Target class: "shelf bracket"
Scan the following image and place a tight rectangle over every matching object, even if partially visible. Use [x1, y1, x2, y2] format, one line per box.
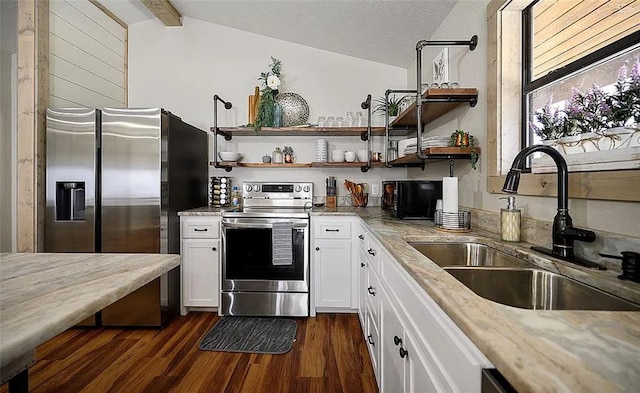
[360, 132, 368, 141]
[360, 166, 370, 173]
[449, 160, 455, 177]
[213, 94, 233, 168]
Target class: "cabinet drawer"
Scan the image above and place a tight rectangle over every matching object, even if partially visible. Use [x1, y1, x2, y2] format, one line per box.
[314, 220, 351, 239]
[366, 310, 380, 382]
[182, 219, 220, 239]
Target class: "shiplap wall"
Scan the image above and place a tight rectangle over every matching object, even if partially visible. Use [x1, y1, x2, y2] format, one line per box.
[49, 0, 126, 107]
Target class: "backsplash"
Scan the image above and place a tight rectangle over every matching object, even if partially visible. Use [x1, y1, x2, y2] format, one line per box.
[469, 208, 640, 272]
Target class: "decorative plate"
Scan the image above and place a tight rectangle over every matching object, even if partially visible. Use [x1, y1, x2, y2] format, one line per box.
[275, 92, 309, 127]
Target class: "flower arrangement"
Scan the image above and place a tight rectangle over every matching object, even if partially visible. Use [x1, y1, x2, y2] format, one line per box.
[532, 58, 640, 140]
[255, 57, 282, 131]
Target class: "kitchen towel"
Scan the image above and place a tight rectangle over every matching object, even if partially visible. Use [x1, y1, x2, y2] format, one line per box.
[442, 177, 459, 213]
[272, 221, 293, 266]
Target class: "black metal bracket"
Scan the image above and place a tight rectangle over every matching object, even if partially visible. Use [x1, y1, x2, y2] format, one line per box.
[360, 132, 368, 141]
[213, 94, 233, 169]
[360, 166, 369, 173]
[416, 35, 478, 51]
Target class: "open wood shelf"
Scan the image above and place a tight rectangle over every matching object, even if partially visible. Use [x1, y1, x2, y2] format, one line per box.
[212, 126, 386, 139]
[389, 147, 480, 166]
[210, 161, 389, 168]
[390, 88, 478, 128]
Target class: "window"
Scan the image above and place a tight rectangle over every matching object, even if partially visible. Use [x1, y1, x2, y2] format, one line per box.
[485, 0, 639, 202]
[522, 0, 640, 149]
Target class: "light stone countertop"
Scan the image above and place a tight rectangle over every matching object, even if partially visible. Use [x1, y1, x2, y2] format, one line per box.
[0, 253, 180, 372]
[182, 205, 640, 392]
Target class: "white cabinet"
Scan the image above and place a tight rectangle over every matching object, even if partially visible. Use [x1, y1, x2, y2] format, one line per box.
[180, 216, 221, 315]
[312, 218, 353, 311]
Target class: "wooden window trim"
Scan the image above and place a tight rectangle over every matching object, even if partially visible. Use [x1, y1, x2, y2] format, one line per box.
[486, 0, 640, 203]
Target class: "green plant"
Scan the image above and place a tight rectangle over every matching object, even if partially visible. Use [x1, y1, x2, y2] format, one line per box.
[283, 146, 293, 155]
[448, 129, 478, 169]
[373, 95, 407, 117]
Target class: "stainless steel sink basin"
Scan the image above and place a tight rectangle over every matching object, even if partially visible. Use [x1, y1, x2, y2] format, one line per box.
[445, 267, 640, 311]
[410, 242, 531, 268]
[409, 242, 640, 311]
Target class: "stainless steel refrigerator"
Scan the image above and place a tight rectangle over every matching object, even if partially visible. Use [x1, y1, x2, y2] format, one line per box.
[45, 107, 208, 327]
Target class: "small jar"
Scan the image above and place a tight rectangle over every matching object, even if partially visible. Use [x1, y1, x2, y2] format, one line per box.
[272, 147, 284, 164]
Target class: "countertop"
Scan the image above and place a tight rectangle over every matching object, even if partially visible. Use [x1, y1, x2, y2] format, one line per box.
[181, 205, 640, 392]
[0, 253, 181, 372]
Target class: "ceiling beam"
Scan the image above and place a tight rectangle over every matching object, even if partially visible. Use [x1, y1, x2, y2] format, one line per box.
[139, 0, 181, 26]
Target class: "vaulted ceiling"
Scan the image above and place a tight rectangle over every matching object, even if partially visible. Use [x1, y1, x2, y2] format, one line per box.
[99, 0, 459, 68]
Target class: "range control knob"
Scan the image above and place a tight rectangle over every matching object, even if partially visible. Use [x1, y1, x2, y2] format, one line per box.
[245, 184, 252, 192]
[253, 184, 260, 192]
[295, 185, 302, 192]
[303, 185, 311, 192]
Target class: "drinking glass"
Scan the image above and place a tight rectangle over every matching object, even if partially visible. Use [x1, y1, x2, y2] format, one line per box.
[355, 112, 364, 127]
[345, 112, 354, 127]
[326, 116, 336, 127]
[336, 116, 345, 127]
[317, 116, 326, 127]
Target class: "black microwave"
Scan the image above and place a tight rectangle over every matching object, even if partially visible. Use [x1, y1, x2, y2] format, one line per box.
[382, 180, 443, 219]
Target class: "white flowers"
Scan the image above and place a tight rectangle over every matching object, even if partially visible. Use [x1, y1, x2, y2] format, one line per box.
[267, 75, 281, 90]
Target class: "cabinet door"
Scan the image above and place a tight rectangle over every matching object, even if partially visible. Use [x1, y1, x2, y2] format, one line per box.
[182, 238, 219, 307]
[314, 238, 352, 308]
[358, 246, 369, 327]
[405, 328, 446, 393]
[381, 289, 406, 393]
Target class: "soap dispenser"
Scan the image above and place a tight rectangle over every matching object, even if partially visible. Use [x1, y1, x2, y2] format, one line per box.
[500, 196, 521, 242]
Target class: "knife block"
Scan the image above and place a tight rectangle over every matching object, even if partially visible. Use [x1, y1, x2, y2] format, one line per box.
[326, 196, 337, 208]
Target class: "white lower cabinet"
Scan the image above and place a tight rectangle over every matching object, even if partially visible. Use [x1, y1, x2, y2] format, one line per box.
[356, 219, 492, 393]
[180, 216, 221, 315]
[381, 289, 443, 393]
[312, 218, 354, 311]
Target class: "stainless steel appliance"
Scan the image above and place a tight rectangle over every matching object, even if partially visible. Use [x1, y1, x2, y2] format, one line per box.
[45, 108, 208, 327]
[382, 180, 443, 219]
[221, 182, 313, 316]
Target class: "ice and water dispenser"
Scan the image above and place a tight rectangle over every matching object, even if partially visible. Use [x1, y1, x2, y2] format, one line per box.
[55, 182, 86, 221]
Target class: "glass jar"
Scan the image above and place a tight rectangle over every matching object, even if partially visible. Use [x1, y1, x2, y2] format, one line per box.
[273, 102, 283, 127]
[272, 147, 284, 164]
[355, 112, 364, 127]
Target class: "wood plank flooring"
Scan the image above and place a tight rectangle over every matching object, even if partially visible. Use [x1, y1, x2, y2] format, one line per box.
[2, 313, 378, 393]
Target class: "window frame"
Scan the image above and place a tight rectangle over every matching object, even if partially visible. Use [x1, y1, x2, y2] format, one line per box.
[486, 0, 639, 203]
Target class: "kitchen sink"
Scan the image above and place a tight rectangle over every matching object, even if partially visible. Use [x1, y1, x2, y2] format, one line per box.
[409, 242, 532, 268]
[410, 242, 640, 311]
[445, 267, 640, 311]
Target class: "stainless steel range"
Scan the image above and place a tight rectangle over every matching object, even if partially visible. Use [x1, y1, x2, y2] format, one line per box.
[220, 182, 313, 316]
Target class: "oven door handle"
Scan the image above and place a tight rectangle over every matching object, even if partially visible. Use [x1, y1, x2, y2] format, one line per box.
[222, 220, 309, 229]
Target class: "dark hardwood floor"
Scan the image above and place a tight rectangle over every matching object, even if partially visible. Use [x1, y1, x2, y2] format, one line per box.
[4, 313, 378, 393]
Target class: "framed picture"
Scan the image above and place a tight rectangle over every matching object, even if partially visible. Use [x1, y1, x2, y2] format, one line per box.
[433, 48, 449, 84]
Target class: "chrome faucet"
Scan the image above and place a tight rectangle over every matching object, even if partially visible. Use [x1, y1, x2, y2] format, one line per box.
[502, 145, 605, 270]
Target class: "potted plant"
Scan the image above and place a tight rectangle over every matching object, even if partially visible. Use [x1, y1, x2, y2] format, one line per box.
[283, 146, 294, 163]
[448, 129, 478, 169]
[373, 95, 407, 118]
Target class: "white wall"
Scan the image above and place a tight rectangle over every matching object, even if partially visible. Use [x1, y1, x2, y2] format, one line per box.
[128, 17, 409, 203]
[49, 0, 126, 107]
[407, 0, 639, 238]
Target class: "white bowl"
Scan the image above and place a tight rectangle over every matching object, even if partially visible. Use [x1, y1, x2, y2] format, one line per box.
[218, 152, 241, 161]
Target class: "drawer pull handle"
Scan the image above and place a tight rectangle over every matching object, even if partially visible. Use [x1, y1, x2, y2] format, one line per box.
[316, 247, 320, 251]
[399, 347, 408, 359]
[193, 228, 208, 232]
[360, 262, 365, 267]
[368, 248, 376, 256]
[211, 247, 217, 251]
[367, 335, 375, 346]
[393, 335, 402, 346]
[367, 286, 375, 296]
[325, 228, 340, 232]
[358, 234, 364, 240]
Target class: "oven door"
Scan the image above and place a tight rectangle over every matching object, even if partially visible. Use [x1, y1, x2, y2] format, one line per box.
[221, 216, 309, 292]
